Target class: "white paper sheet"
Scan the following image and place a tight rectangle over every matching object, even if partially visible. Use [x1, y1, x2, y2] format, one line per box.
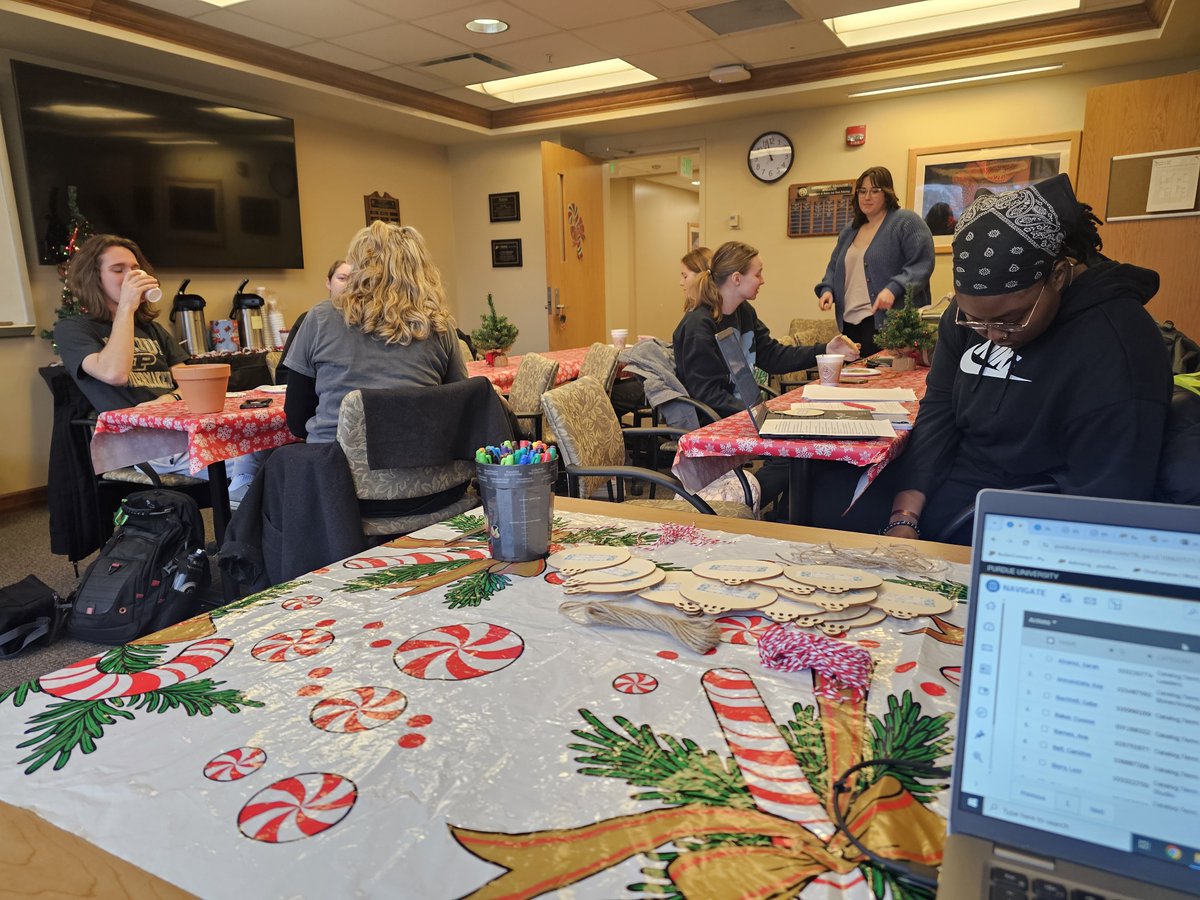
[801, 384, 918, 402]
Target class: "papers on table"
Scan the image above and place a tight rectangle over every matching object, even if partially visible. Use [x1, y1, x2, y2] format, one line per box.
[759, 415, 897, 439]
[801, 384, 918, 403]
[793, 401, 910, 422]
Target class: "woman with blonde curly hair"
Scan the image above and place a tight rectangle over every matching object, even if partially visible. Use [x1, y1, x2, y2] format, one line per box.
[283, 221, 467, 442]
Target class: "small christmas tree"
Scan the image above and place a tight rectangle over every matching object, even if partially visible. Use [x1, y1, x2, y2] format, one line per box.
[471, 293, 518, 351]
[875, 284, 936, 356]
[40, 185, 93, 340]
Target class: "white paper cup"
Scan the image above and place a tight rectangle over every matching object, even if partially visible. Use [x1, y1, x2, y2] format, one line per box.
[611, 328, 629, 349]
[816, 353, 846, 385]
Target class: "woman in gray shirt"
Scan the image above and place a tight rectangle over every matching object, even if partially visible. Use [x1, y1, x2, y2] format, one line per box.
[283, 222, 467, 442]
[815, 166, 935, 356]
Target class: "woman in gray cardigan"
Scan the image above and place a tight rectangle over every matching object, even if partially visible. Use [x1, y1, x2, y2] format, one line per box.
[815, 166, 935, 355]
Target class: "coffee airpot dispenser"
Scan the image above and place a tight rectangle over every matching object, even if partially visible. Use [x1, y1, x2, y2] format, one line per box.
[230, 279, 267, 351]
[169, 279, 209, 356]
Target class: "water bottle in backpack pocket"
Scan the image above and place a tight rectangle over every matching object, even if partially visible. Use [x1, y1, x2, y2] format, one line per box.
[67, 490, 209, 644]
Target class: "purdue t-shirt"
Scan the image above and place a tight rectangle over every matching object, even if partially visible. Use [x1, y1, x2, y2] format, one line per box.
[55, 316, 189, 412]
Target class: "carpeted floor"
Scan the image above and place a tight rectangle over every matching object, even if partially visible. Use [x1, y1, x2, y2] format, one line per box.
[0, 503, 226, 691]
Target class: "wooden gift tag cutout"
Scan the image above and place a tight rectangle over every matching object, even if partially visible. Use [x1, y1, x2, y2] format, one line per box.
[759, 576, 817, 596]
[757, 595, 826, 623]
[547, 545, 631, 576]
[639, 572, 701, 605]
[563, 569, 665, 595]
[680, 579, 776, 615]
[871, 582, 953, 619]
[783, 565, 884, 594]
[805, 588, 877, 612]
[819, 608, 887, 636]
[691, 559, 783, 586]
[792, 604, 875, 629]
[563, 557, 657, 586]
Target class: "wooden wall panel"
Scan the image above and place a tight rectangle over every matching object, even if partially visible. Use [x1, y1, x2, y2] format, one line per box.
[1076, 71, 1200, 338]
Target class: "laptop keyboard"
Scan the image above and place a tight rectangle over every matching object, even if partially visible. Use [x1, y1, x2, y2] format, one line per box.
[989, 866, 1120, 900]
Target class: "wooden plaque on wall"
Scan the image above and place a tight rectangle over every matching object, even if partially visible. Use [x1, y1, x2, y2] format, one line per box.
[364, 191, 401, 226]
[786, 181, 855, 238]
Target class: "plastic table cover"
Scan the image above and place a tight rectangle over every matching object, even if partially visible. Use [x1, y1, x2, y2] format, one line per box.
[0, 505, 968, 899]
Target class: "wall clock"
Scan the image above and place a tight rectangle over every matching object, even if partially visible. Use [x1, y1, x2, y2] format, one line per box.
[747, 131, 794, 184]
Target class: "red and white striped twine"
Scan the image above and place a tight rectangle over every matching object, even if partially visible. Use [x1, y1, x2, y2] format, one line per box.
[647, 523, 721, 550]
[757, 625, 873, 701]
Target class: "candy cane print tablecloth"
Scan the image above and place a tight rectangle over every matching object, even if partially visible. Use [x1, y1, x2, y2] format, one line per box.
[91, 389, 300, 477]
[0, 505, 969, 899]
[466, 346, 588, 391]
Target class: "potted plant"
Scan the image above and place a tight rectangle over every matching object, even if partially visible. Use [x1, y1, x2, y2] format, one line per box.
[875, 285, 937, 371]
[471, 294, 519, 366]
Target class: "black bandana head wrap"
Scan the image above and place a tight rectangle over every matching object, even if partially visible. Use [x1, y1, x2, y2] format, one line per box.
[951, 173, 1079, 296]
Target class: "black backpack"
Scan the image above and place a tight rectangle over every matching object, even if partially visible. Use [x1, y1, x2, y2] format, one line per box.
[67, 490, 210, 644]
[1160, 320, 1200, 375]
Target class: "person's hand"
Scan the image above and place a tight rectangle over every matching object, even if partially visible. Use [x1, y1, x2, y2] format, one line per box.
[119, 268, 158, 311]
[818, 291, 834, 312]
[826, 334, 861, 362]
[872, 287, 896, 313]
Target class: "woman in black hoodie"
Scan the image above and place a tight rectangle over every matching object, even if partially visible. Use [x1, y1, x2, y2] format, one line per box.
[882, 174, 1172, 544]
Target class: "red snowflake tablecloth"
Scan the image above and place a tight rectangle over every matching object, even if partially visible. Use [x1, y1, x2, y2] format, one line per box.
[672, 366, 929, 494]
[466, 346, 589, 391]
[91, 389, 299, 476]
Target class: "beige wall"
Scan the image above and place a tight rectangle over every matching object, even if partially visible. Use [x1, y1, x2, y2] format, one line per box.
[587, 59, 1191, 341]
[447, 138, 548, 355]
[629, 180, 700, 341]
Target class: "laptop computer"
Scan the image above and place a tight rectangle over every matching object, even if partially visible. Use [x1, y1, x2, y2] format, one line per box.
[939, 489, 1200, 900]
[713, 327, 895, 439]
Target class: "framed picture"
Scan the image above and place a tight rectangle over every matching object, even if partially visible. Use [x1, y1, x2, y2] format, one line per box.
[488, 191, 521, 223]
[686, 222, 700, 252]
[491, 238, 523, 268]
[786, 181, 855, 237]
[907, 130, 1080, 252]
[908, 132, 1079, 252]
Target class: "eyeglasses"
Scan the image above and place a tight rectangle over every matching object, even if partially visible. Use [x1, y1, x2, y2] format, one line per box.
[856, 188, 883, 197]
[954, 281, 1046, 335]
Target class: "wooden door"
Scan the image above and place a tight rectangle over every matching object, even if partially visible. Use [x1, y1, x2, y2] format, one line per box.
[542, 142, 606, 350]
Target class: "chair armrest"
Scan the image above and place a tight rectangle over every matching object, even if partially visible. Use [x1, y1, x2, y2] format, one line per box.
[566, 464, 716, 515]
[757, 383, 778, 399]
[668, 395, 722, 425]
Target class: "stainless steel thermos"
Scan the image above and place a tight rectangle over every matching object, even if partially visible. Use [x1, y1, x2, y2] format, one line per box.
[230, 279, 267, 351]
[169, 279, 209, 356]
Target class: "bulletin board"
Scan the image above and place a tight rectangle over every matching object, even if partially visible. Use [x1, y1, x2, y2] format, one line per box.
[1106, 147, 1200, 222]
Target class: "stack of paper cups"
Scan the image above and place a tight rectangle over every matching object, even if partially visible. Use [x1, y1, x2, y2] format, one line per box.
[267, 310, 285, 349]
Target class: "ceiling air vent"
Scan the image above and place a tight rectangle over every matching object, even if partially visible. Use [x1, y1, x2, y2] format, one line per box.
[687, 0, 804, 35]
[417, 53, 515, 86]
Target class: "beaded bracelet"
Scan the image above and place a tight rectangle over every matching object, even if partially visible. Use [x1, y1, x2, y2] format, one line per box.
[881, 519, 920, 537]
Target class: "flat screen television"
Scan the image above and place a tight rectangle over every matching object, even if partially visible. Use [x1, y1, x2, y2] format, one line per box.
[11, 60, 304, 269]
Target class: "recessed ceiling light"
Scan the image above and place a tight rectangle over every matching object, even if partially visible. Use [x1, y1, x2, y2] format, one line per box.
[466, 18, 509, 34]
[196, 0, 250, 7]
[825, 0, 1079, 47]
[467, 59, 655, 104]
[848, 64, 1063, 97]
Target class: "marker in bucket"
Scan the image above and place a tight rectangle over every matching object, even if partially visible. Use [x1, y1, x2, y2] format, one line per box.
[476, 440, 557, 466]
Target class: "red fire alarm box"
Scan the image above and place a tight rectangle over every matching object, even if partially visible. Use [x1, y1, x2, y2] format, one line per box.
[846, 125, 866, 146]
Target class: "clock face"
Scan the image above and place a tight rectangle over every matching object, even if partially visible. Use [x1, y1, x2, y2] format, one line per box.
[747, 131, 794, 184]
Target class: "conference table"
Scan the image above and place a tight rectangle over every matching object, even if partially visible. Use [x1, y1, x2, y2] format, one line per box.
[673, 366, 929, 524]
[0, 498, 969, 899]
[465, 346, 589, 391]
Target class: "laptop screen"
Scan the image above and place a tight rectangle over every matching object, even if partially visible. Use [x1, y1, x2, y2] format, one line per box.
[954, 490, 1200, 894]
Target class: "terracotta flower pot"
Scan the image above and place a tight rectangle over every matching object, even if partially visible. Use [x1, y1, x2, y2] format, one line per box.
[173, 363, 230, 414]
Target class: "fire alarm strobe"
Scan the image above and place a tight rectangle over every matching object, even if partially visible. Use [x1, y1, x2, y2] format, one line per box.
[846, 125, 866, 146]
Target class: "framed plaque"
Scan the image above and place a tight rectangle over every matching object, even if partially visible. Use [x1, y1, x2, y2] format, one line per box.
[491, 238, 523, 268]
[786, 181, 854, 238]
[488, 191, 521, 223]
[364, 191, 401, 226]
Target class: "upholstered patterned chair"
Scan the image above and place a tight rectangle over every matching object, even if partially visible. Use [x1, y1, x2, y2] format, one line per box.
[775, 316, 839, 391]
[506, 353, 559, 441]
[336, 389, 479, 537]
[578, 342, 620, 393]
[541, 376, 754, 519]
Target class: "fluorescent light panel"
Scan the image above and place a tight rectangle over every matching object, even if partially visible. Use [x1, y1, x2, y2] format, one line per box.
[467, 59, 655, 104]
[825, 0, 1080, 47]
[849, 63, 1062, 97]
[196, 0, 249, 6]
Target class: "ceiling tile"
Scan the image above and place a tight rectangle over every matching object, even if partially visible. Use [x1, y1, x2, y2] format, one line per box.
[514, 0, 661, 29]
[414, 2, 557, 49]
[329, 23, 473, 66]
[793, 0, 904, 18]
[128, 0, 215, 17]
[292, 40, 394, 71]
[374, 65, 458, 92]
[231, 0, 395, 40]
[624, 42, 742, 79]
[574, 11, 710, 56]
[353, 0, 478, 17]
[193, 10, 312, 48]
[717, 20, 844, 65]
[486, 31, 609, 73]
[437, 86, 512, 109]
